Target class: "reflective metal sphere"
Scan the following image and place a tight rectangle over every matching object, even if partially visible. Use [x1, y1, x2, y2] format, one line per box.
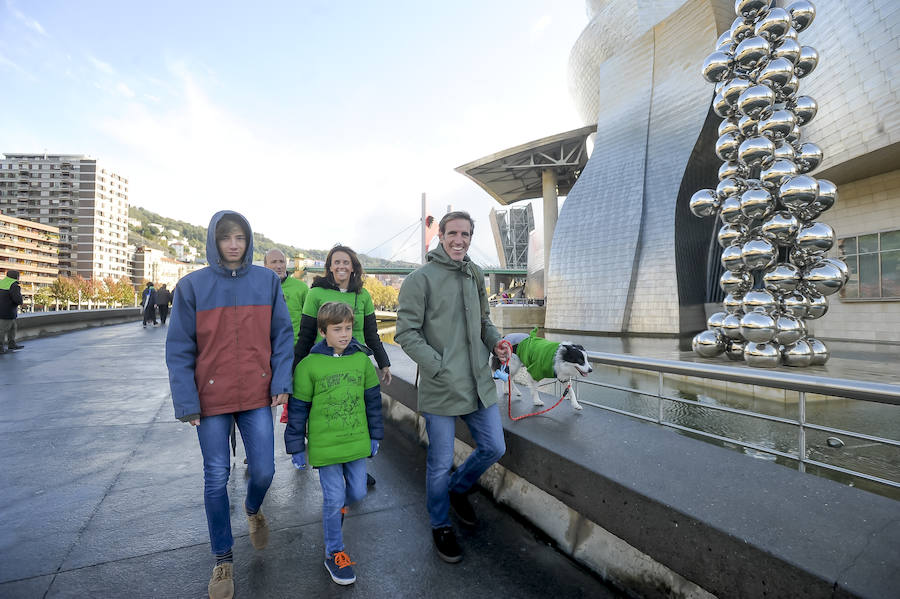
[735, 36, 771, 70]
[719, 195, 745, 225]
[735, 0, 771, 20]
[744, 341, 782, 367]
[796, 142, 823, 173]
[774, 313, 805, 345]
[738, 136, 776, 167]
[708, 311, 728, 333]
[721, 270, 753, 295]
[780, 291, 810, 318]
[805, 290, 828, 319]
[741, 311, 777, 343]
[713, 92, 733, 118]
[808, 337, 830, 365]
[772, 37, 801, 65]
[721, 244, 747, 272]
[782, 339, 813, 367]
[716, 132, 742, 161]
[757, 57, 795, 90]
[779, 175, 819, 212]
[717, 30, 733, 50]
[740, 187, 775, 220]
[789, 246, 819, 268]
[822, 257, 850, 286]
[722, 314, 745, 341]
[763, 263, 802, 293]
[730, 16, 756, 41]
[758, 109, 797, 141]
[790, 95, 818, 125]
[755, 7, 792, 42]
[738, 84, 775, 118]
[761, 211, 800, 245]
[718, 118, 739, 137]
[693, 330, 726, 358]
[723, 293, 745, 314]
[761, 158, 799, 189]
[788, 0, 816, 33]
[690, 189, 720, 218]
[725, 339, 746, 360]
[722, 77, 753, 107]
[743, 289, 778, 313]
[795, 46, 819, 77]
[811, 179, 837, 213]
[738, 114, 759, 137]
[716, 176, 745, 200]
[742, 237, 777, 270]
[719, 160, 748, 181]
[803, 261, 844, 296]
[702, 51, 734, 82]
[718, 223, 748, 248]
[784, 122, 802, 144]
[773, 141, 796, 162]
[796, 222, 835, 254]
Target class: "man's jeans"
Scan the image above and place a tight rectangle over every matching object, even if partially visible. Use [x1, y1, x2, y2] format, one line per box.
[0, 318, 16, 347]
[196, 406, 275, 555]
[318, 458, 367, 556]
[423, 403, 506, 529]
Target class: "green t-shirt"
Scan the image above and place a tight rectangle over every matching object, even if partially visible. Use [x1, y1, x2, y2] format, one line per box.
[302, 286, 375, 345]
[293, 351, 378, 467]
[281, 276, 309, 343]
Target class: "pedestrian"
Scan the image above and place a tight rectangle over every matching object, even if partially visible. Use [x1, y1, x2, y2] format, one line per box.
[264, 249, 308, 344]
[0, 269, 24, 353]
[395, 211, 511, 564]
[165, 210, 294, 599]
[284, 301, 383, 586]
[155, 283, 172, 325]
[141, 282, 157, 327]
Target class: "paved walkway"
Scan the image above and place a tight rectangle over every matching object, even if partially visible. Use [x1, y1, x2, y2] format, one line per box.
[0, 323, 620, 598]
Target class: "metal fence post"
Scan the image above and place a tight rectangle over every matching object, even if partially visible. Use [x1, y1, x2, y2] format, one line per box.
[798, 391, 807, 473]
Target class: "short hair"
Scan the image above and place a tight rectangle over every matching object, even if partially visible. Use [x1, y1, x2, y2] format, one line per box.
[264, 248, 286, 266]
[317, 301, 354, 333]
[439, 211, 475, 234]
[215, 214, 248, 241]
[316, 244, 365, 292]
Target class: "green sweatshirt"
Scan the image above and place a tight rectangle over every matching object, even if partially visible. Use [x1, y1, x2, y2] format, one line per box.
[302, 286, 374, 345]
[281, 276, 309, 343]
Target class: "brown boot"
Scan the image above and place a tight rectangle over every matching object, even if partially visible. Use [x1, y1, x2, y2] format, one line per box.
[208, 562, 233, 599]
[247, 509, 269, 550]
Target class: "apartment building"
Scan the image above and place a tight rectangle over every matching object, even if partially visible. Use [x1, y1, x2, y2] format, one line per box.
[0, 213, 60, 302]
[0, 153, 129, 280]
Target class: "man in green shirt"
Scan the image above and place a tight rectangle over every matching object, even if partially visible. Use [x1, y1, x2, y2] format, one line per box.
[264, 249, 308, 344]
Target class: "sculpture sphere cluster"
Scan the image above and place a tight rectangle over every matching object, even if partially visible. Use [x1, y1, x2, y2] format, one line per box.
[691, 0, 845, 368]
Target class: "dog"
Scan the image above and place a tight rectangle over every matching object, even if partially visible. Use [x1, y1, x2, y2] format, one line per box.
[491, 329, 592, 411]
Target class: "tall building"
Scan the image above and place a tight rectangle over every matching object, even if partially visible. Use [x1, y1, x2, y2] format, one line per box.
[489, 204, 535, 269]
[0, 153, 129, 280]
[0, 213, 59, 303]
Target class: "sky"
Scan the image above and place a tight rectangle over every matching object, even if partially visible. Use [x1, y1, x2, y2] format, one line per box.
[0, 0, 588, 265]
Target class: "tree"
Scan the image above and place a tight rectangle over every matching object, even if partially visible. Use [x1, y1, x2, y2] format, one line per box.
[47, 277, 78, 306]
[363, 276, 399, 311]
[33, 286, 53, 309]
[114, 277, 137, 306]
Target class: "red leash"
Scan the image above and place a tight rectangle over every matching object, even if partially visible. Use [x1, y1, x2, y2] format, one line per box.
[499, 339, 570, 421]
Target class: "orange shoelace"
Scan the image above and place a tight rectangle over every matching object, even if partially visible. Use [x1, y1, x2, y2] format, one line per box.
[332, 551, 356, 568]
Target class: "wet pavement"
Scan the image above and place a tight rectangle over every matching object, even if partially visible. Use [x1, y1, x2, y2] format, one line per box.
[0, 322, 620, 598]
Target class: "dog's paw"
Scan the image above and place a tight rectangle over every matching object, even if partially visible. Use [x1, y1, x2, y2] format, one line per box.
[571, 402, 583, 411]
[532, 398, 545, 407]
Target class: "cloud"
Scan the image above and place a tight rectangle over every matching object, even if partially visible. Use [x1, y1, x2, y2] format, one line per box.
[115, 82, 135, 98]
[530, 15, 553, 39]
[88, 55, 115, 75]
[7, 1, 47, 36]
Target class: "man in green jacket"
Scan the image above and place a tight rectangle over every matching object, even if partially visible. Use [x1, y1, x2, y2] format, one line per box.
[264, 249, 308, 344]
[396, 211, 511, 564]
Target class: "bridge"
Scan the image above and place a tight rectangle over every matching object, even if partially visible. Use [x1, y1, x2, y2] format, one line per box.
[1, 314, 898, 598]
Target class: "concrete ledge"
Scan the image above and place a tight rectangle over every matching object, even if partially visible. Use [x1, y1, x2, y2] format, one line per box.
[382, 345, 900, 599]
[14, 308, 141, 340]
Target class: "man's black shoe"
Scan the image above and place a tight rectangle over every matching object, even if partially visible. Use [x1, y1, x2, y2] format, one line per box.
[449, 491, 477, 526]
[366, 473, 376, 487]
[432, 526, 462, 563]
[8, 344, 24, 350]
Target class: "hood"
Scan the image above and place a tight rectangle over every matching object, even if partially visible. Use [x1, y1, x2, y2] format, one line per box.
[426, 243, 475, 275]
[309, 337, 372, 357]
[206, 210, 254, 276]
[311, 276, 340, 291]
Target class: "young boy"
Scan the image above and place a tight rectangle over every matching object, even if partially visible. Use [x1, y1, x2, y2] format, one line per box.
[284, 301, 384, 586]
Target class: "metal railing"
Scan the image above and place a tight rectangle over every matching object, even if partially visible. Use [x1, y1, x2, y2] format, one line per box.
[563, 351, 900, 493]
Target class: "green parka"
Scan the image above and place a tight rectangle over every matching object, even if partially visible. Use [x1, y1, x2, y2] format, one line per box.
[395, 244, 501, 416]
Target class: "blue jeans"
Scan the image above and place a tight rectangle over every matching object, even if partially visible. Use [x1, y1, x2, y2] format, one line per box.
[318, 458, 368, 556]
[196, 406, 275, 555]
[423, 402, 506, 528]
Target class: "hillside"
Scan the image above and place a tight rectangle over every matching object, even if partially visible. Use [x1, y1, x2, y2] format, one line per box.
[128, 206, 419, 268]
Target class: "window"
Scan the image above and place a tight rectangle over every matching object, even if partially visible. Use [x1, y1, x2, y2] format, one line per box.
[838, 229, 900, 300]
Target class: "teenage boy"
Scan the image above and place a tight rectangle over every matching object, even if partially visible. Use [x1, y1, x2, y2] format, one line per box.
[166, 210, 294, 599]
[285, 301, 384, 586]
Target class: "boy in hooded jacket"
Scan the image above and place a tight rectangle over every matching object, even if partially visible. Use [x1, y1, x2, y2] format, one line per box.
[165, 210, 293, 599]
[285, 301, 384, 586]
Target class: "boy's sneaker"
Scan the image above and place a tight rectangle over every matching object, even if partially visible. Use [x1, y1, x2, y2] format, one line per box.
[449, 491, 477, 526]
[246, 509, 269, 550]
[324, 551, 357, 585]
[208, 562, 233, 599]
[432, 526, 463, 563]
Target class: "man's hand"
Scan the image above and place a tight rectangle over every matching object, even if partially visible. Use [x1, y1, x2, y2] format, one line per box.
[379, 367, 392, 386]
[271, 393, 289, 406]
[493, 340, 511, 362]
[189, 419, 200, 426]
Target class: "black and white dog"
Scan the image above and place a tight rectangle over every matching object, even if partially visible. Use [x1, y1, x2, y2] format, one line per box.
[491, 331, 592, 411]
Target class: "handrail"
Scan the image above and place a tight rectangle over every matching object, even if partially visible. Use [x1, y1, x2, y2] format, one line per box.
[586, 351, 900, 405]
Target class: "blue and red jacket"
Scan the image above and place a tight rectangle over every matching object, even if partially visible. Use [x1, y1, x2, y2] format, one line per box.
[165, 210, 294, 421]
